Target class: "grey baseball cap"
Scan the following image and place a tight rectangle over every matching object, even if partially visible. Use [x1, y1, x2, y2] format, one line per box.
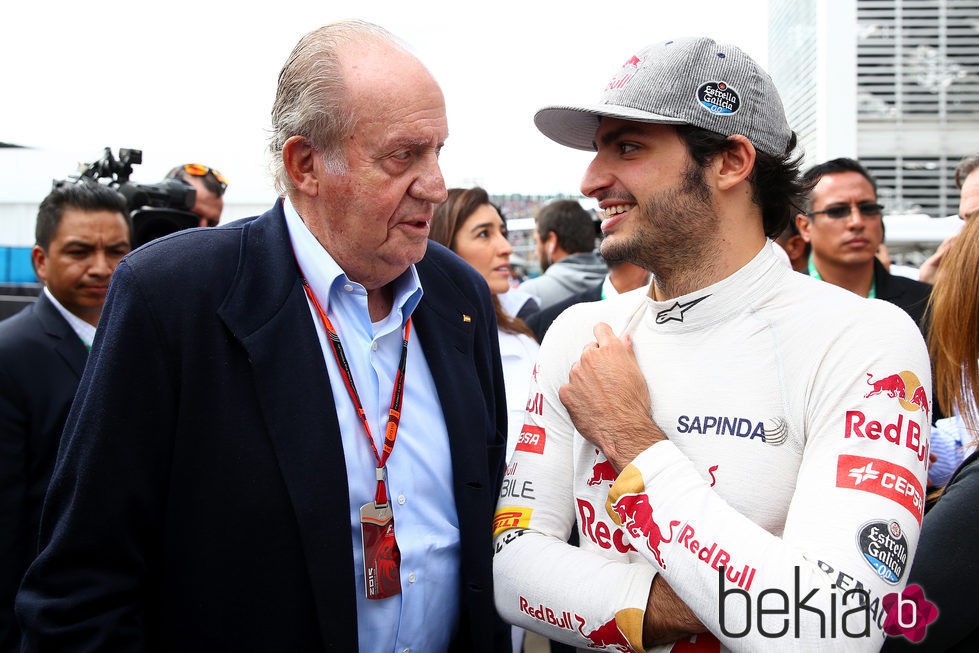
[534, 37, 792, 157]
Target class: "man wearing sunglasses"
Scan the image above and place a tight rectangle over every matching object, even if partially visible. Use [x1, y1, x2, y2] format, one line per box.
[796, 157, 932, 332]
[164, 162, 228, 227]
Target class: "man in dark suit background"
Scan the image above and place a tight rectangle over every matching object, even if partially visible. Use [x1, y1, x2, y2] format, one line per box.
[0, 182, 131, 652]
[796, 157, 933, 330]
[16, 20, 510, 653]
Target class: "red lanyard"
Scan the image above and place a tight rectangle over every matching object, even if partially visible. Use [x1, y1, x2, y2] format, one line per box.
[299, 276, 410, 507]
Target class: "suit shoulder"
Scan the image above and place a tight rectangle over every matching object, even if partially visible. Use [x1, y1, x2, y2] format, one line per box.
[418, 241, 486, 295]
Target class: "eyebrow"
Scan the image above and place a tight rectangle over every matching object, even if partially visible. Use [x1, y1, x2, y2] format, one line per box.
[594, 124, 654, 149]
[468, 220, 503, 234]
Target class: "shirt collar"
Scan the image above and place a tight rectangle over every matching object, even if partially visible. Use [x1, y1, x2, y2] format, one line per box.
[43, 286, 96, 348]
[282, 196, 424, 325]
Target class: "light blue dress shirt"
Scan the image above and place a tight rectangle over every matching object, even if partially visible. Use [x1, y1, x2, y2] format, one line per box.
[284, 198, 460, 653]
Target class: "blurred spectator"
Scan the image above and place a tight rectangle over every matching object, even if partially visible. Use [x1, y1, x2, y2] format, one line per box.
[774, 213, 809, 272]
[518, 199, 607, 310]
[164, 163, 228, 227]
[917, 153, 979, 284]
[526, 259, 651, 342]
[430, 187, 540, 460]
[0, 182, 131, 652]
[796, 157, 932, 332]
[882, 206, 979, 652]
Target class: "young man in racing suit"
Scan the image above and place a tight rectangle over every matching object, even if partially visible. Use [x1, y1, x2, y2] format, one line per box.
[493, 37, 931, 652]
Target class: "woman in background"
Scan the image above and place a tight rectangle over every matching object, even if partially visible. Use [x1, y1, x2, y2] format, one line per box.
[885, 212, 979, 651]
[431, 187, 540, 463]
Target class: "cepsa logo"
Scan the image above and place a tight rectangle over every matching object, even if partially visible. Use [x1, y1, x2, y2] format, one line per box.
[493, 507, 532, 536]
[515, 423, 546, 455]
[836, 455, 924, 524]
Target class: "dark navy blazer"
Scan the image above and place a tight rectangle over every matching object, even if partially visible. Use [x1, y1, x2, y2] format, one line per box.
[16, 201, 510, 652]
[0, 292, 87, 653]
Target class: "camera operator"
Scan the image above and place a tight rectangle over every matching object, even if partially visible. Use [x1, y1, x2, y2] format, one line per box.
[0, 181, 131, 653]
[164, 163, 228, 227]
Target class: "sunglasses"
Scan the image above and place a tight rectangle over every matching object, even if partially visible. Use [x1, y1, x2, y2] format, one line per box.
[182, 163, 228, 191]
[807, 202, 884, 220]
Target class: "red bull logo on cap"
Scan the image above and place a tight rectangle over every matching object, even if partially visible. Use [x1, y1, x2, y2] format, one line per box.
[864, 371, 930, 418]
[610, 493, 680, 569]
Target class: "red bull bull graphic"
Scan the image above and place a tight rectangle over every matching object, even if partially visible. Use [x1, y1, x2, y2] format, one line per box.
[579, 616, 635, 652]
[864, 370, 930, 418]
[587, 448, 618, 486]
[610, 493, 680, 569]
[836, 454, 924, 524]
[515, 423, 546, 455]
[493, 507, 532, 536]
[677, 523, 758, 591]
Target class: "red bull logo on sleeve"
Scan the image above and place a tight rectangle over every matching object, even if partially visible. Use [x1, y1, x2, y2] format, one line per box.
[843, 411, 928, 462]
[578, 608, 645, 652]
[863, 371, 930, 418]
[587, 448, 618, 487]
[609, 493, 680, 569]
[515, 423, 546, 455]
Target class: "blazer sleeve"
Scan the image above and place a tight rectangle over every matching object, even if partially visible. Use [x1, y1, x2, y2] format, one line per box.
[15, 261, 174, 652]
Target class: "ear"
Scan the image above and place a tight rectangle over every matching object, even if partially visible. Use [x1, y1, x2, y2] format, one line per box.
[713, 135, 756, 191]
[785, 234, 806, 260]
[795, 213, 813, 243]
[281, 135, 321, 197]
[31, 245, 47, 281]
[545, 230, 558, 255]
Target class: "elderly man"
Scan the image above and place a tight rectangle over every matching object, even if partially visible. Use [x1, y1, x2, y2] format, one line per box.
[494, 37, 930, 651]
[17, 21, 509, 652]
[0, 182, 131, 653]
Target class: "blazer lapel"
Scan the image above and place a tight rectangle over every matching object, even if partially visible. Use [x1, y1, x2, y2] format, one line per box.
[34, 292, 88, 378]
[217, 203, 358, 649]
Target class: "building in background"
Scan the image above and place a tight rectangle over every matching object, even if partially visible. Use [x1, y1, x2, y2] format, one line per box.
[769, 0, 979, 224]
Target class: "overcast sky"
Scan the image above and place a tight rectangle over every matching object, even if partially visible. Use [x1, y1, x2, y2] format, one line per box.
[1, 0, 769, 218]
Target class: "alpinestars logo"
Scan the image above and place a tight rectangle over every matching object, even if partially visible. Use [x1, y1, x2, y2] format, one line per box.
[656, 295, 710, 324]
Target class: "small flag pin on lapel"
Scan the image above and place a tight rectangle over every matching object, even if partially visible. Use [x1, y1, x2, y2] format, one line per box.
[462, 314, 472, 323]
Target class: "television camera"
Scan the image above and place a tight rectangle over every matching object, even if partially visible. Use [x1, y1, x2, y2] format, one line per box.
[73, 147, 199, 248]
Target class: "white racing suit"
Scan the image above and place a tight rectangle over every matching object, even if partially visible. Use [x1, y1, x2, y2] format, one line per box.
[493, 244, 931, 652]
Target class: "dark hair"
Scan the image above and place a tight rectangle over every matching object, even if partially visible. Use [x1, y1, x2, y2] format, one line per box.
[535, 199, 597, 254]
[165, 165, 228, 198]
[800, 157, 877, 213]
[674, 124, 805, 239]
[955, 153, 979, 189]
[36, 182, 130, 251]
[432, 187, 537, 340]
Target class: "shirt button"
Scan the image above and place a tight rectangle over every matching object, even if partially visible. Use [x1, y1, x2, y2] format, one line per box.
[343, 284, 353, 292]
[408, 572, 416, 583]
[397, 495, 406, 505]
[372, 341, 378, 351]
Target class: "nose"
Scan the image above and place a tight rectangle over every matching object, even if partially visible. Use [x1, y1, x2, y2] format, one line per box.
[88, 250, 113, 279]
[497, 233, 513, 256]
[581, 153, 611, 199]
[410, 157, 448, 204]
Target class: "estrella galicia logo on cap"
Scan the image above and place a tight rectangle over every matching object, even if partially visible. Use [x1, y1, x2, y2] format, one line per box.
[696, 81, 740, 115]
[857, 520, 909, 585]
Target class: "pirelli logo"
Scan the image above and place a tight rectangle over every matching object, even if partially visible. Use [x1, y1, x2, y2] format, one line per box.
[493, 507, 532, 536]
